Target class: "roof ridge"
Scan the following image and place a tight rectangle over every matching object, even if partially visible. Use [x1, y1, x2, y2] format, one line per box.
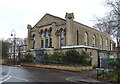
[45, 13, 66, 21]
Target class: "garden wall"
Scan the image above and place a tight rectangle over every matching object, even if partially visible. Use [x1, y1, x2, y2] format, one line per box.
[21, 63, 93, 72]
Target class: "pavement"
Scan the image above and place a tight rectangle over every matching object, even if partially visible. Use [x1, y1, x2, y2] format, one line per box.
[66, 70, 117, 84]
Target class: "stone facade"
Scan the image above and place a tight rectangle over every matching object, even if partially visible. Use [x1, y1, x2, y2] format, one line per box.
[27, 13, 115, 66]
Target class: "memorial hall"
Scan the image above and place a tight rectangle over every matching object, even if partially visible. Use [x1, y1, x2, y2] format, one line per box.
[27, 13, 115, 66]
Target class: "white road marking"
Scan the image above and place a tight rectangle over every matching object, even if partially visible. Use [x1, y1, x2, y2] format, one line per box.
[1, 66, 10, 80]
[0, 76, 11, 83]
[0, 66, 29, 83]
[66, 77, 77, 82]
[0, 66, 11, 83]
[1, 74, 9, 80]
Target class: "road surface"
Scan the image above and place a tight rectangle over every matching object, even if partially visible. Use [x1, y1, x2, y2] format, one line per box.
[0, 65, 88, 83]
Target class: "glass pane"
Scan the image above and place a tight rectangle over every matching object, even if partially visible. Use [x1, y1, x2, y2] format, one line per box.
[41, 40, 44, 48]
[45, 39, 48, 48]
[42, 32, 44, 39]
[50, 38, 52, 48]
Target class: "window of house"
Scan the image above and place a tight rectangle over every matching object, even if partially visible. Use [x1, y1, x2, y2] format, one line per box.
[100, 36, 103, 50]
[41, 32, 44, 48]
[46, 31, 48, 37]
[41, 40, 44, 48]
[49, 28, 52, 48]
[60, 30, 64, 46]
[85, 32, 88, 46]
[50, 38, 52, 48]
[45, 30, 48, 48]
[110, 40, 113, 50]
[45, 39, 48, 48]
[106, 39, 108, 50]
[41, 32, 44, 39]
[93, 34, 96, 47]
[64, 28, 66, 46]
[77, 30, 79, 45]
[33, 34, 35, 49]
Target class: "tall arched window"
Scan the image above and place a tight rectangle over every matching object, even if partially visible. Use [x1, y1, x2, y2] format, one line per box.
[33, 34, 35, 49]
[106, 39, 108, 50]
[45, 29, 48, 48]
[110, 40, 113, 50]
[100, 36, 103, 50]
[64, 28, 66, 46]
[49, 28, 52, 48]
[93, 34, 96, 47]
[77, 30, 79, 45]
[85, 32, 88, 46]
[60, 28, 64, 46]
[41, 32, 44, 48]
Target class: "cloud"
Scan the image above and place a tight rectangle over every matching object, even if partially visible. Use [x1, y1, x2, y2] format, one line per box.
[0, 0, 106, 39]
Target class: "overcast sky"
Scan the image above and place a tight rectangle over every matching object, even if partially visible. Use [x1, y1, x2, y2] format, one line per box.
[0, 0, 107, 40]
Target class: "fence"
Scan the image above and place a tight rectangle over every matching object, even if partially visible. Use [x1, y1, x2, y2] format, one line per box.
[21, 59, 88, 66]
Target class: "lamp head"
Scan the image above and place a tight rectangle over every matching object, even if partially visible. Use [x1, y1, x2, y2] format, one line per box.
[11, 34, 13, 36]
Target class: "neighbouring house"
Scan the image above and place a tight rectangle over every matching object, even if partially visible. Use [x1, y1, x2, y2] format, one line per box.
[8, 38, 27, 60]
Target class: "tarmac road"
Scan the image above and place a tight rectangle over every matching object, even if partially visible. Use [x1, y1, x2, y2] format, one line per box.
[0, 65, 88, 83]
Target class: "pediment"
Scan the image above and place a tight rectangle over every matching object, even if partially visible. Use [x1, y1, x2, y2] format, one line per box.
[33, 13, 66, 28]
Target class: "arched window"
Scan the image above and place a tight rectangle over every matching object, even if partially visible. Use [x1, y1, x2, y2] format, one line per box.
[93, 34, 96, 47]
[100, 36, 103, 50]
[41, 32, 44, 48]
[64, 28, 66, 46]
[77, 30, 79, 45]
[110, 40, 113, 50]
[33, 34, 35, 49]
[60, 28, 64, 46]
[40, 29, 43, 36]
[45, 29, 48, 48]
[106, 39, 108, 50]
[85, 32, 88, 46]
[49, 28, 52, 48]
[41, 31, 44, 38]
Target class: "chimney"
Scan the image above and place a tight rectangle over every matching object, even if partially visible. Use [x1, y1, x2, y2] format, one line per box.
[65, 13, 74, 46]
[27, 24, 32, 50]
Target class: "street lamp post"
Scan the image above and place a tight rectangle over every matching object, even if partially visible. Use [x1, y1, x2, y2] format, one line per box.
[11, 29, 16, 65]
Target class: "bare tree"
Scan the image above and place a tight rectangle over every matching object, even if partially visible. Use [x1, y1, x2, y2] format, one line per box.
[93, 0, 120, 47]
[7, 38, 25, 46]
[94, 0, 120, 82]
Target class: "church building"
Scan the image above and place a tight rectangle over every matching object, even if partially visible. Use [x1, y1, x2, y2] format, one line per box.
[27, 13, 115, 66]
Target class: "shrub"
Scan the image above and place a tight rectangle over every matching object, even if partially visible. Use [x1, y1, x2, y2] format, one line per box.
[4, 58, 16, 65]
[98, 71, 118, 82]
[41, 53, 49, 60]
[108, 60, 119, 68]
[40, 50, 91, 66]
[80, 50, 92, 66]
[107, 59, 120, 82]
[41, 52, 64, 61]
[62, 49, 80, 64]
[25, 53, 34, 63]
[48, 51, 64, 61]
[62, 50, 91, 65]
